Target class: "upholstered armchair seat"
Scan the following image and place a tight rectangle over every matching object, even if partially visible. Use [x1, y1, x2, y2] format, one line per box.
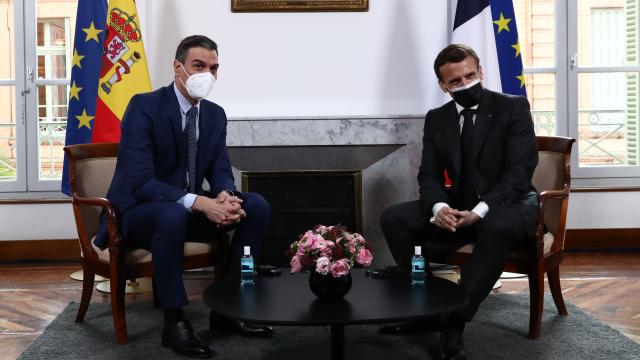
[422, 136, 575, 339]
[64, 142, 229, 345]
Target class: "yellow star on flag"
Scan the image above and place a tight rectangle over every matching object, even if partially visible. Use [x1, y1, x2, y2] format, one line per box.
[82, 21, 103, 43]
[69, 81, 83, 102]
[493, 13, 512, 33]
[76, 109, 94, 129]
[516, 72, 526, 89]
[72, 49, 85, 69]
[512, 42, 521, 58]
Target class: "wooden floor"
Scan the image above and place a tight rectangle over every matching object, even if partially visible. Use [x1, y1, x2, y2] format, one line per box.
[0, 251, 639, 360]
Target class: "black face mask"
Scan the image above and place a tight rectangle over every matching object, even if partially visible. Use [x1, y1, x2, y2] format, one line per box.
[450, 80, 484, 108]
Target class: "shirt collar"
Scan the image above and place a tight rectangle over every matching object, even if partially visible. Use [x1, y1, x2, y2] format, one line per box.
[173, 82, 200, 115]
[455, 102, 478, 115]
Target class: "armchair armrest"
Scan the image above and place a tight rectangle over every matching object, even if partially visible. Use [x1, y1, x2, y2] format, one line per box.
[530, 187, 570, 257]
[539, 188, 569, 202]
[71, 195, 124, 262]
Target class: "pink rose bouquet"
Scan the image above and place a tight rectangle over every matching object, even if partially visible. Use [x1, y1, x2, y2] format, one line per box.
[289, 225, 373, 278]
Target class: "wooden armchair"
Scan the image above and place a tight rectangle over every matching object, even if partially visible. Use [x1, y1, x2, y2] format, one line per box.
[64, 142, 229, 344]
[423, 136, 575, 339]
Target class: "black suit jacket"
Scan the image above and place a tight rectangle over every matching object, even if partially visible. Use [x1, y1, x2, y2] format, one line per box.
[417, 89, 538, 216]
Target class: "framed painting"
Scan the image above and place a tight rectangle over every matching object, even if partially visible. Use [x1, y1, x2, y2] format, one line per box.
[231, 0, 368, 12]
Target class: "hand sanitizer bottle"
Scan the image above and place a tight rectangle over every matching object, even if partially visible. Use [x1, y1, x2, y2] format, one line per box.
[411, 246, 426, 285]
[241, 246, 254, 285]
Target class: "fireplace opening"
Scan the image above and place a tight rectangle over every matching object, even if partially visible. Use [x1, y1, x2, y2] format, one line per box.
[242, 171, 362, 267]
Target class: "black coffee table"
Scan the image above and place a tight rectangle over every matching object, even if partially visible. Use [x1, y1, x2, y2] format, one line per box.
[203, 269, 467, 360]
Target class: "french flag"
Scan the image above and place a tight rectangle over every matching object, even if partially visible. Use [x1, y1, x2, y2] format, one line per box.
[451, 0, 527, 97]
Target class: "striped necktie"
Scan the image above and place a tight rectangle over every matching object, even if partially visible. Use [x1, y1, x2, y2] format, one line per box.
[186, 106, 198, 193]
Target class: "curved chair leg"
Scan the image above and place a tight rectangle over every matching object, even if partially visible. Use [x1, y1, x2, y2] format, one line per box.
[547, 268, 568, 316]
[75, 267, 95, 323]
[110, 273, 128, 344]
[528, 269, 544, 339]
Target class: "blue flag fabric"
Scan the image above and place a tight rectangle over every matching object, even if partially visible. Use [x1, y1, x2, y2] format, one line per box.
[452, 0, 526, 96]
[61, 0, 107, 195]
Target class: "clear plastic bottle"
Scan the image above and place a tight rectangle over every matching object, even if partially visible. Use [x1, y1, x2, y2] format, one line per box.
[411, 246, 426, 285]
[240, 246, 254, 285]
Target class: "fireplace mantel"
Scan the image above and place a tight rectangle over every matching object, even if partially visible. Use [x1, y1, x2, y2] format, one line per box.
[226, 115, 425, 266]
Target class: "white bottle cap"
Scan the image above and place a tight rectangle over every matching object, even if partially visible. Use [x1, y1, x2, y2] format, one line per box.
[244, 246, 251, 256]
[414, 246, 422, 256]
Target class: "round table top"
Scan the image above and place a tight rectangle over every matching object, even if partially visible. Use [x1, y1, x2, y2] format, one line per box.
[203, 269, 468, 326]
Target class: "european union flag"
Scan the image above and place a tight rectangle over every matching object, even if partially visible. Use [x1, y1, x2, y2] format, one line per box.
[452, 0, 526, 97]
[61, 0, 107, 195]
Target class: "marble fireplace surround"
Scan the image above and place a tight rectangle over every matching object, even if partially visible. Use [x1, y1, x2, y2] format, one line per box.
[226, 115, 425, 266]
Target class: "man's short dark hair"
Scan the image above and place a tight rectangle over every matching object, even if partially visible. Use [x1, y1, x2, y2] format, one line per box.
[175, 35, 218, 63]
[433, 44, 481, 82]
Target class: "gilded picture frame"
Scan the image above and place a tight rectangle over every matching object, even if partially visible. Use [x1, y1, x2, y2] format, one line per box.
[231, 0, 368, 12]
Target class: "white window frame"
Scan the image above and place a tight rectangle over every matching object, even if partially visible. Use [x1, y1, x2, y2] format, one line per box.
[0, 1, 27, 193]
[0, 1, 73, 195]
[566, 0, 640, 187]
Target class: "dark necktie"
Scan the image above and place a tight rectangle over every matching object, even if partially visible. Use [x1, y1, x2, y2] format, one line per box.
[459, 108, 476, 210]
[186, 106, 198, 193]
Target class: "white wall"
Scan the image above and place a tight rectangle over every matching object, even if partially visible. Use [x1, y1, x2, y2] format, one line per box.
[1, 0, 638, 241]
[1, 191, 638, 240]
[1, 203, 75, 240]
[137, 0, 450, 117]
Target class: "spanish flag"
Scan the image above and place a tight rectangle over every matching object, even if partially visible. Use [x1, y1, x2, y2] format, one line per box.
[62, 0, 151, 195]
[93, 0, 152, 142]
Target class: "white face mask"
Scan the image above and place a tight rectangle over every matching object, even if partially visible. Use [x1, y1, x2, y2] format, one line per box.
[179, 63, 215, 100]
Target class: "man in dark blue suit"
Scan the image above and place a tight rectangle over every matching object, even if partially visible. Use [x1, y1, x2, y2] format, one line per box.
[101, 35, 271, 358]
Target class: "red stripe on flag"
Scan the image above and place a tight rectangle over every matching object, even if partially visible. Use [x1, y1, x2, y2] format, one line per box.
[92, 97, 122, 143]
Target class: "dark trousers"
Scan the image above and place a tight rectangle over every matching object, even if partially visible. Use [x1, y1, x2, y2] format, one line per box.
[120, 192, 270, 308]
[380, 197, 537, 320]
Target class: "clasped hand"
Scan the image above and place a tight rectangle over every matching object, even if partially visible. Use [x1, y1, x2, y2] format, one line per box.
[433, 207, 479, 232]
[192, 192, 246, 226]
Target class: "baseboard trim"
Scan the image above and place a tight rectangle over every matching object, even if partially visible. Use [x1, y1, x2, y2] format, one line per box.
[0, 239, 80, 262]
[565, 228, 640, 250]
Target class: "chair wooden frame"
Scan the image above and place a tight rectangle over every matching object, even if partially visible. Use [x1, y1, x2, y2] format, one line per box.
[423, 136, 575, 339]
[64, 142, 229, 344]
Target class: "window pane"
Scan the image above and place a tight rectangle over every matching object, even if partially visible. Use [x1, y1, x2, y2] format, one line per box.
[0, 86, 17, 181]
[37, 2, 77, 80]
[0, 0, 15, 80]
[47, 18, 67, 47]
[37, 85, 67, 180]
[35, 1, 77, 182]
[578, 1, 638, 67]
[578, 72, 640, 167]
[514, 0, 556, 68]
[524, 73, 557, 135]
[37, 54, 68, 79]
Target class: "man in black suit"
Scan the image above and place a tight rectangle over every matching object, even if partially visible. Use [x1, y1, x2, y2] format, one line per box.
[379, 44, 539, 360]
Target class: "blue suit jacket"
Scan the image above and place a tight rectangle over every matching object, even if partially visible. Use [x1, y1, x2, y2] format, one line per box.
[95, 84, 236, 248]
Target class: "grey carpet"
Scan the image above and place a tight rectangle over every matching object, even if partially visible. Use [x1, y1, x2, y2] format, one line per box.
[18, 294, 640, 360]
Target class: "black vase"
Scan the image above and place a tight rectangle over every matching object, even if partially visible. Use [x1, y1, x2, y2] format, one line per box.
[308, 271, 352, 300]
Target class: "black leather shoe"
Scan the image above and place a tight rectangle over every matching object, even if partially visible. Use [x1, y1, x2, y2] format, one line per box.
[213, 318, 274, 338]
[439, 319, 466, 360]
[162, 319, 213, 359]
